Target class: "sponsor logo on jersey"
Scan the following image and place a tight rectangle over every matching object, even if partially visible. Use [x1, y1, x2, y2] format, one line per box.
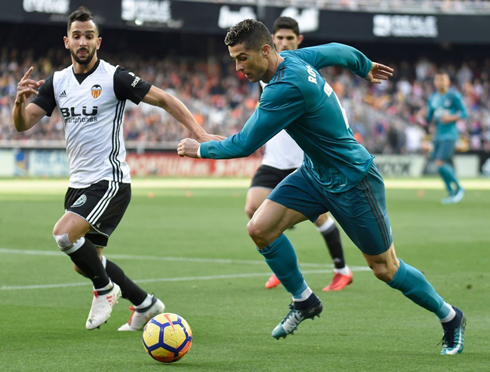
[59, 90, 67, 98]
[91, 84, 102, 99]
[72, 194, 87, 208]
[60, 106, 98, 118]
[128, 72, 141, 88]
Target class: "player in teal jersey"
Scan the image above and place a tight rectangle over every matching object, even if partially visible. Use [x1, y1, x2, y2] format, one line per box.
[248, 16, 353, 292]
[178, 19, 465, 355]
[426, 72, 468, 204]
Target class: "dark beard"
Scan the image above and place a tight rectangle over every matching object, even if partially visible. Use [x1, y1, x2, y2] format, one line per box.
[71, 48, 96, 65]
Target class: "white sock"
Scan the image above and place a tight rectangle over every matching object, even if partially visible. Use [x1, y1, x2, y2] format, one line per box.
[334, 266, 351, 276]
[440, 306, 456, 323]
[293, 287, 312, 302]
[316, 218, 336, 233]
[135, 294, 154, 309]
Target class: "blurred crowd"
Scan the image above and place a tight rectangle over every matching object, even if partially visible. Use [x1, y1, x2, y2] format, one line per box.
[322, 56, 490, 154]
[228, 0, 490, 14]
[1, 46, 489, 155]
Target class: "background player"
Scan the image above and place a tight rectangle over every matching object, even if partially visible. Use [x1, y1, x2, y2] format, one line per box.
[423, 72, 468, 204]
[12, 7, 221, 331]
[178, 19, 466, 355]
[246, 16, 352, 291]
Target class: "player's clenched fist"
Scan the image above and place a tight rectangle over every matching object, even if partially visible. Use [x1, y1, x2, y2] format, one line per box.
[177, 138, 201, 158]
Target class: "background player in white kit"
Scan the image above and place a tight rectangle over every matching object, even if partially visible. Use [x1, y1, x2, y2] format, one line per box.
[245, 17, 353, 291]
[12, 7, 222, 331]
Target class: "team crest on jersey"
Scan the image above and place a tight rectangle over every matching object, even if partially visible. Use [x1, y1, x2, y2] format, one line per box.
[91, 85, 102, 99]
[72, 194, 87, 208]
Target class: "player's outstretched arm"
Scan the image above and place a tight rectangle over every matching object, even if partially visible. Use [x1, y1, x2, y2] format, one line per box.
[142, 86, 225, 143]
[364, 62, 394, 84]
[12, 67, 47, 132]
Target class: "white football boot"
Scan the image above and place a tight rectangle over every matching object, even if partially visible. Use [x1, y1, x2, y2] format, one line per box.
[85, 283, 122, 330]
[118, 296, 165, 331]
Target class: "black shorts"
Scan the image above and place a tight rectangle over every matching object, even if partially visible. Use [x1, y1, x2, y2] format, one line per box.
[250, 165, 297, 189]
[65, 180, 131, 247]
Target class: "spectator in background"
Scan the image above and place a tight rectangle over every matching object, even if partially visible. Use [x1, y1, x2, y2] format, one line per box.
[2, 42, 490, 155]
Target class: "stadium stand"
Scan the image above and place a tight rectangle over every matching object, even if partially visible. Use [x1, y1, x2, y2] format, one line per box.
[0, 0, 489, 159]
[1, 47, 489, 155]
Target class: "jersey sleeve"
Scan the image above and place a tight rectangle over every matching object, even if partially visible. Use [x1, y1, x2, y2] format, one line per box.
[113, 66, 152, 104]
[454, 92, 468, 119]
[200, 83, 305, 159]
[426, 94, 435, 122]
[31, 75, 56, 116]
[290, 43, 372, 78]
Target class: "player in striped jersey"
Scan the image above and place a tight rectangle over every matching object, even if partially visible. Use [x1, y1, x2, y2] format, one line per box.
[12, 6, 222, 331]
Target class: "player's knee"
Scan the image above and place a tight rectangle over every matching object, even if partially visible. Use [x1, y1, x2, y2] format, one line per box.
[244, 203, 257, 219]
[247, 219, 272, 247]
[371, 263, 395, 283]
[53, 232, 72, 250]
[247, 219, 261, 239]
[53, 233, 85, 255]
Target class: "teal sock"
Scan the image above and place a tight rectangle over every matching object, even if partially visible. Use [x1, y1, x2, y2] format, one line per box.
[438, 164, 460, 194]
[258, 234, 307, 298]
[388, 259, 451, 319]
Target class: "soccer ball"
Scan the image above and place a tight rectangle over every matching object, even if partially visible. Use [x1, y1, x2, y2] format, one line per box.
[142, 313, 193, 363]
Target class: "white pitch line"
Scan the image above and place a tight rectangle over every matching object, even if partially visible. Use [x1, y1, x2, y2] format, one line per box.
[0, 247, 371, 291]
[0, 269, 372, 291]
[0, 247, 362, 268]
[1, 178, 490, 192]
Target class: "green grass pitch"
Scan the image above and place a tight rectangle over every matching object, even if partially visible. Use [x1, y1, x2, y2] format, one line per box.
[0, 179, 489, 371]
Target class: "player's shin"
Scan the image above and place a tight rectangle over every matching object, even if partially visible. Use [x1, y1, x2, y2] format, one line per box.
[257, 234, 307, 298]
[438, 164, 457, 194]
[387, 259, 452, 319]
[102, 256, 147, 305]
[54, 233, 111, 290]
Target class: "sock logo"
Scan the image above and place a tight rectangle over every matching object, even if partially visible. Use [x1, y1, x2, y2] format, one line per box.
[72, 194, 87, 208]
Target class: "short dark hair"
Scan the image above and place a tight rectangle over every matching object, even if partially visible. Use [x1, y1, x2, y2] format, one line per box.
[224, 19, 273, 52]
[67, 6, 98, 34]
[272, 16, 300, 36]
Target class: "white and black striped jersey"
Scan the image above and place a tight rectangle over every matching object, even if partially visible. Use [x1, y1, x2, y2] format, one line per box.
[258, 81, 304, 170]
[262, 130, 304, 170]
[33, 59, 151, 188]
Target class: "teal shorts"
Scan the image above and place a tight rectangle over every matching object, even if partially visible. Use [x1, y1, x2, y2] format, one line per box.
[432, 139, 456, 162]
[268, 164, 392, 255]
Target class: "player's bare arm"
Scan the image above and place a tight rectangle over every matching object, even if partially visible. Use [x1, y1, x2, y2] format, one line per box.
[177, 138, 200, 158]
[12, 67, 47, 131]
[365, 62, 394, 84]
[142, 86, 225, 143]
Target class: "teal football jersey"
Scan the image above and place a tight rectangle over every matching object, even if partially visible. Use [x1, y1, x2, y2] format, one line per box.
[200, 43, 374, 193]
[427, 88, 467, 141]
